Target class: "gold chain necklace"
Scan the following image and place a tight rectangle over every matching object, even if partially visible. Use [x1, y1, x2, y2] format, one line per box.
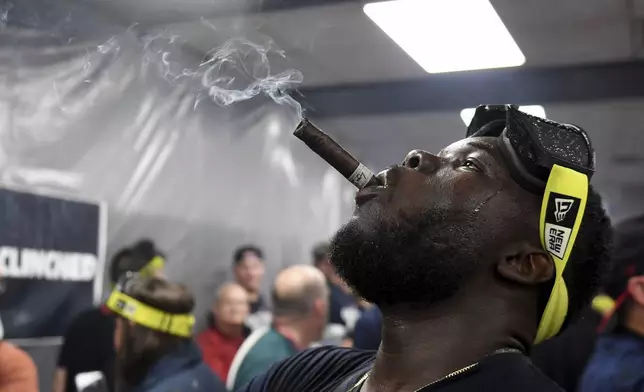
[346, 348, 521, 392]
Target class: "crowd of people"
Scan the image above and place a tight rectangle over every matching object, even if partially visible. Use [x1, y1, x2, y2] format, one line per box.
[45, 238, 368, 392]
[3, 105, 644, 392]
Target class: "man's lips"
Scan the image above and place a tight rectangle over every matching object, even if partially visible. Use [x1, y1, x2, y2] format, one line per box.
[355, 185, 387, 205]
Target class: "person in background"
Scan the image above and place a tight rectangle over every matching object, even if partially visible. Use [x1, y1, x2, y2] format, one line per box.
[0, 269, 38, 392]
[232, 245, 266, 314]
[313, 243, 364, 342]
[352, 305, 382, 351]
[53, 239, 166, 392]
[227, 265, 328, 390]
[578, 215, 644, 392]
[531, 287, 615, 391]
[110, 275, 225, 392]
[0, 341, 38, 392]
[197, 283, 251, 382]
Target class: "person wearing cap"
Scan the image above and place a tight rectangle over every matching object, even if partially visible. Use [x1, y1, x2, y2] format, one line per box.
[53, 240, 166, 392]
[109, 275, 225, 392]
[578, 215, 644, 392]
[239, 105, 612, 392]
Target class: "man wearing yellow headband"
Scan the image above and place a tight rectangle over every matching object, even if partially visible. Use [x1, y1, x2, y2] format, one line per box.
[239, 106, 612, 392]
[108, 275, 226, 392]
[53, 240, 166, 392]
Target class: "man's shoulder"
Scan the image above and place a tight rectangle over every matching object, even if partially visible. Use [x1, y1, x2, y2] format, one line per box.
[473, 353, 564, 392]
[68, 307, 110, 329]
[280, 345, 374, 369]
[0, 342, 38, 389]
[240, 346, 374, 392]
[151, 363, 226, 392]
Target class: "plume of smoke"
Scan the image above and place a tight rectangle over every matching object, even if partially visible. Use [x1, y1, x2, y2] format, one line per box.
[137, 31, 304, 117]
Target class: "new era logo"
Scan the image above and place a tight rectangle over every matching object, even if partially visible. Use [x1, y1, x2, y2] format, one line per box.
[554, 198, 575, 223]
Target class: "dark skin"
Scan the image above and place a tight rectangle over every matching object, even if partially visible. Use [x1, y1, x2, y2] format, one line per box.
[354, 137, 555, 392]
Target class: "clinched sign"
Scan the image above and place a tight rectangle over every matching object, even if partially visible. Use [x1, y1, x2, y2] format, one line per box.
[535, 164, 589, 344]
[0, 187, 106, 340]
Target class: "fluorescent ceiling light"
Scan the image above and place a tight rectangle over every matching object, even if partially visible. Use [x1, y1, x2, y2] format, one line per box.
[460, 105, 546, 126]
[363, 0, 525, 73]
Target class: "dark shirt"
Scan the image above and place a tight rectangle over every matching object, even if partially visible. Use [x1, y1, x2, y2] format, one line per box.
[578, 329, 644, 392]
[196, 324, 247, 381]
[57, 307, 115, 392]
[250, 296, 267, 314]
[239, 346, 564, 392]
[134, 341, 225, 392]
[353, 306, 382, 351]
[328, 281, 359, 327]
[531, 308, 603, 392]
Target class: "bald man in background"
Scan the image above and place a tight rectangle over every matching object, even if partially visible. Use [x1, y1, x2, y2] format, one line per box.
[197, 283, 250, 382]
[226, 265, 329, 390]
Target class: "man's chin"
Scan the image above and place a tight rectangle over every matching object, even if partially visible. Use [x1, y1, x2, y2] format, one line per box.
[330, 207, 480, 308]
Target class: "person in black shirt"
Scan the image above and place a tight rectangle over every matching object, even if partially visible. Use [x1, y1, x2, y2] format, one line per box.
[53, 240, 166, 392]
[239, 105, 612, 392]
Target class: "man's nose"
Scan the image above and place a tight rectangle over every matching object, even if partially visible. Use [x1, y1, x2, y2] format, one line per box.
[403, 149, 439, 172]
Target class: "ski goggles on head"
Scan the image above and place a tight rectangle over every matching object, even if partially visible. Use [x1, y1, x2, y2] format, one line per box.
[138, 256, 166, 278]
[466, 105, 595, 344]
[106, 272, 195, 338]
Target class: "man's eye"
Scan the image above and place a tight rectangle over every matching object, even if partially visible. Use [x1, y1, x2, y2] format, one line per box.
[461, 159, 481, 171]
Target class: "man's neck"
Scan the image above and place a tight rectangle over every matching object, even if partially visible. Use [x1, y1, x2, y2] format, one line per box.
[246, 290, 260, 303]
[273, 318, 314, 351]
[215, 320, 245, 339]
[366, 296, 526, 392]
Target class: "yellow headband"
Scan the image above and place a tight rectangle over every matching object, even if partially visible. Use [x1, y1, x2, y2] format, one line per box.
[534, 164, 589, 344]
[106, 290, 195, 338]
[591, 294, 615, 316]
[139, 256, 166, 278]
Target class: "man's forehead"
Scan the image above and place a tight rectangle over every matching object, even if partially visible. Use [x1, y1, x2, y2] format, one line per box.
[439, 136, 499, 156]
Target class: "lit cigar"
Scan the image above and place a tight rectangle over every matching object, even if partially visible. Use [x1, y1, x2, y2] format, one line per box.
[293, 118, 381, 189]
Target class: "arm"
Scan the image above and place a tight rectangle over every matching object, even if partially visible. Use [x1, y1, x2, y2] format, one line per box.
[0, 343, 39, 392]
[52, 368, 67, 392]
[233, 355, 282, 392]
[53, 310, 83, 392]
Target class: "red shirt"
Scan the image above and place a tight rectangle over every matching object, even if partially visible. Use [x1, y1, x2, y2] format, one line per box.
[197, 326, 245, 382]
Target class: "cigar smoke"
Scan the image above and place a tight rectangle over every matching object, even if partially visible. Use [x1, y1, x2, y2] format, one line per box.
[293, 119, 380, 189]
[139, 31, 304, 115]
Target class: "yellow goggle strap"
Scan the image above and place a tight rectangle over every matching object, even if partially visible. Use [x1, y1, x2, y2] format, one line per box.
[591, 294, 615, 316]
[106, 290, 195, 338]
[534, 164, 589, 344]
[139, 256, 166, 278]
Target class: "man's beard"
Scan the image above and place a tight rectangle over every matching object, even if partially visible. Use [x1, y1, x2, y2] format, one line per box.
[330, 207, 483, 308]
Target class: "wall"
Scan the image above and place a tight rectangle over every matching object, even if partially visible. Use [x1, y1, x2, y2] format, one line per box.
[1, 12, 354, 391]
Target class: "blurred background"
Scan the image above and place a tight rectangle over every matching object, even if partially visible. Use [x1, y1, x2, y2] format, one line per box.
[2, 0, 644, 390]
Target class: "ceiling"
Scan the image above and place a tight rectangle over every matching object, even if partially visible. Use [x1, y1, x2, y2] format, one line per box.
[84, 0, 644, 87]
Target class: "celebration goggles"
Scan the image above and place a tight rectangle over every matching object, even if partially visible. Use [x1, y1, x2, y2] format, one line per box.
[105, 272, 195, 338]
[466, 105, 595, 344]
[139, 255, 166, 278]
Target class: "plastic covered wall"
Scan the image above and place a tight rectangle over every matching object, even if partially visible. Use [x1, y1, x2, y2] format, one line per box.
[2, 1, 355, 387]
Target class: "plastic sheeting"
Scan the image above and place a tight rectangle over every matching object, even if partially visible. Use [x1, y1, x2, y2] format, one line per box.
[1, 1, 355, 379]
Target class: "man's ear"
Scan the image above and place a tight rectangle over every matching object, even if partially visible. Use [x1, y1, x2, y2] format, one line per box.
[627, 276, 644, 306]
[496, 242, 554, 285]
